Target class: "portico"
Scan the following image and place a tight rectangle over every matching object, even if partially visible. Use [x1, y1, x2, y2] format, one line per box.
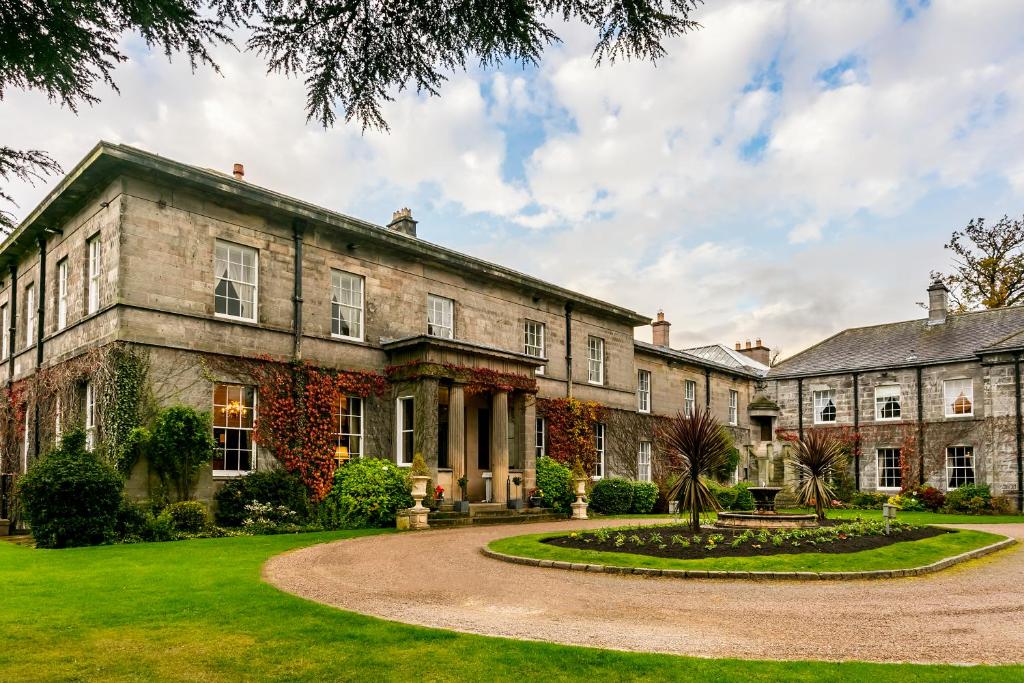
[383, 335, 541, 505]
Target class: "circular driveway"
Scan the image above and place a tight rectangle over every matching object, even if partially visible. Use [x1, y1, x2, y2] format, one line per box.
[264, 518, 1024, 664]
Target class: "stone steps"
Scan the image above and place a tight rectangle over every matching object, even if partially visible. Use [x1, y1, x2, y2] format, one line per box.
[428, 511, 566, 528]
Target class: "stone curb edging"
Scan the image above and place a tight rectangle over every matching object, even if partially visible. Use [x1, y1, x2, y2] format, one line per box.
[480, 537, 1017, 580]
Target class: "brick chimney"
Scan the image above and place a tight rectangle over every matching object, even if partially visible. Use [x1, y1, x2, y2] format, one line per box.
[651, 310, 671, 347]
[232, 163, 244, 180]
[928, 279, 949, 325]
[737, 338, 770, 366]
[388, 208, 417, 237]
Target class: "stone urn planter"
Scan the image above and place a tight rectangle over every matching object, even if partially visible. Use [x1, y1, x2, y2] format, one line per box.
[409, 474, 430, 529]
[571, 476, 589, 520]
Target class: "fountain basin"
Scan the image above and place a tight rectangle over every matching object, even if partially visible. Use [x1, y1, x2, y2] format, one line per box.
[716, 511, 819, 529]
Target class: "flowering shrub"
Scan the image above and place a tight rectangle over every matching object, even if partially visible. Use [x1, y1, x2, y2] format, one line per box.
[242, 501, 300, 534]
[537, 398, 607, 472]
[213, 468, 311, 527]
[887, 493, 925, 512]
[320, 458, 412, 528]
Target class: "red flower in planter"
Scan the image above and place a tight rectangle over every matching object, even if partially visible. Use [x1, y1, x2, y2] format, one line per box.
[435, 485, 444, 497]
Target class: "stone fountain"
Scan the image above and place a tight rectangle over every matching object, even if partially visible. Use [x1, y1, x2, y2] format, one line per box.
[716, 486, 818, 529]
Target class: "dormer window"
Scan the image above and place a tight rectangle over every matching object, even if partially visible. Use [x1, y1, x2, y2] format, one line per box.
[813, 389, 836, 424]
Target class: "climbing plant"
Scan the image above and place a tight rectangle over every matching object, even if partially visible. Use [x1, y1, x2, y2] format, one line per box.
[385, 361, 537, 395]
[537, 397, 607, 473]
[205, 355, 389, 502]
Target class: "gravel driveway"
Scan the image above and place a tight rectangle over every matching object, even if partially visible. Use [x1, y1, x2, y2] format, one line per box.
[263, 518, 1024, 664]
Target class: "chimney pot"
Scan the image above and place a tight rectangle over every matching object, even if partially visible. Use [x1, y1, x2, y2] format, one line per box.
[927, 279, 949, 325]
[387, 207, 418, 237]
[755, 338, 762, 347]
[745, 340, 752, 349]
[651, 310, 671, 348]
[735, 342, 741, 350]
[737, 338, 771, 366]
[232, 163, 244, 180]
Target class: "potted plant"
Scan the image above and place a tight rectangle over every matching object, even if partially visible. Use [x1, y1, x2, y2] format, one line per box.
[455, 475, 470, 513]
[529, 487, 544, 508]
[434, 485, 445, 507]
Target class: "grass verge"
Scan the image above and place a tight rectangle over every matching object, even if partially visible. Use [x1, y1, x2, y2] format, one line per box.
[1, 529, 1022, 681]
[596, 509, 1024, 525]
[488, 528, 1008, 573]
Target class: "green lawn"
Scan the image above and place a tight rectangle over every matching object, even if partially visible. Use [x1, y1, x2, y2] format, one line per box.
[598, 509, 1024, 525]
[1, 532, 1021, 682]
[488, 528, 1009, 573]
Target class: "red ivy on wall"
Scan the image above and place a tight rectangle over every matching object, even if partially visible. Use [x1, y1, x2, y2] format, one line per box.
[537, 397, 607, 474]
[385, 361, 538, 395]
[243, 357, 388, 502]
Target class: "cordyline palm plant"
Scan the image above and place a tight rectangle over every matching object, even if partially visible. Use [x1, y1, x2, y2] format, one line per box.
[661, 408, 732, 533]
[789, 430, 846, 522]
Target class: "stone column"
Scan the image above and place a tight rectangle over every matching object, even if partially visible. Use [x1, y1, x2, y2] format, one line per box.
[491, 390, 509, 504]
[449, 384, 466, 501]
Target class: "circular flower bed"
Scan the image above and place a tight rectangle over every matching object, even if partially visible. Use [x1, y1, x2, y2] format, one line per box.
[545, 519, 944, 560]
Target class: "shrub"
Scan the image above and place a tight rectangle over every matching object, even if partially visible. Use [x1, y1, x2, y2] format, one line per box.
[535, 457, 573, 513]
[16, 429, 124, 548]
[214, 468, 311, 527]
[242, 501, 301, 534]
[707, 479, 737, 510]
[909, 485, 946, 512]
[850, 491, 888, 509]
[887, 493, 925, 512]
[731, 483, 755, 511]
[945, 483, 993, 514]
[589, 478, 634, 515]
[165, 500, 208, 533]
[631, 481, 659, 514]
[320, 458, 412, 528]
[149, 511, 177, 542]
[148, 406, 216, 501]
[114, 497, 153, 542]
[714, 446, 741, 482]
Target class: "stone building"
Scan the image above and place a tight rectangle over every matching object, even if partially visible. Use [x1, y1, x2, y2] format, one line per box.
[0, 142, 761, 512]
[767, 282, 1024, 509]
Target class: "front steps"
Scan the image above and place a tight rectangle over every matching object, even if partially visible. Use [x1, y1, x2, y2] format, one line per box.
[428, 504, 566, 528]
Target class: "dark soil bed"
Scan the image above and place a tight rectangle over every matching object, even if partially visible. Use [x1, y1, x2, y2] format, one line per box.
[542, 525, 949, 560]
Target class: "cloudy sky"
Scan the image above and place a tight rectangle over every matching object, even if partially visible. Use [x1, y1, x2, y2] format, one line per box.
[3, 0, 1024, 359]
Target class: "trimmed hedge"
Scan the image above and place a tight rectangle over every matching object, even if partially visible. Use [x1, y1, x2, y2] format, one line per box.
[536, 457, 573, 513]
[630, 481, 659, 514]
[589, 478, 634, 515]
[166, 500, 208, 532]
[17, 429, 124, 548]
[320, 458, 412, 528]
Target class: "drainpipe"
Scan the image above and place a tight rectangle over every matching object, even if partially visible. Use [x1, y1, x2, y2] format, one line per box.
[292, 219, 305, 361]
[797, 378, 804, 440]
[6, 264, 16, 384]
[34, 234, 46, 457]
[852, 372, 860, 491]
[916, 366, 925, 486]
[564, 302, 573, 398]
[704, 368, 712, 411]
[1014, 353, 1023, 513]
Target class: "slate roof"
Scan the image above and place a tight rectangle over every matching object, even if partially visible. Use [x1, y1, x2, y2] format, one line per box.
[770, 306, 1024, 378]
[684, 344, 770, 377]
[634, 340, 761, 378]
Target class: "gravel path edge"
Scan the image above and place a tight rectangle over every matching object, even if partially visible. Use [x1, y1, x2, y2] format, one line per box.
[480, 535, 1017, 580]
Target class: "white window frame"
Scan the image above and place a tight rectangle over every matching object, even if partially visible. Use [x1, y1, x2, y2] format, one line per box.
[876, 447, 902, 490]
[57, 258, 68, 330]
[84, 380, 96, 451]
[587, 336, 604, 385]
[593, 422, 606, 479]
[524, 320, 545, 375]
[427, 295, 454, 339]
[212, 384, 257, 476]
[87, 235, 101, 315]
[684, 380, 696, 417]
[396, 396, 415, 466]
[214, 240, 259, 322]
[874, 385, 901, 421]
[813, 389, 837, 424]
[331, 270, 364, 341]
[0, 304, 8, 359]
[638, 441, 652, 482]
[943, 378, 974, 417]
[637, 369, 651, 413]
[535, 417, 545, 459]
[945, 445, 976, 489]
[728, 389, 738, 425]
[24, 283, 34, 348]
[332, 395, 363, 461]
